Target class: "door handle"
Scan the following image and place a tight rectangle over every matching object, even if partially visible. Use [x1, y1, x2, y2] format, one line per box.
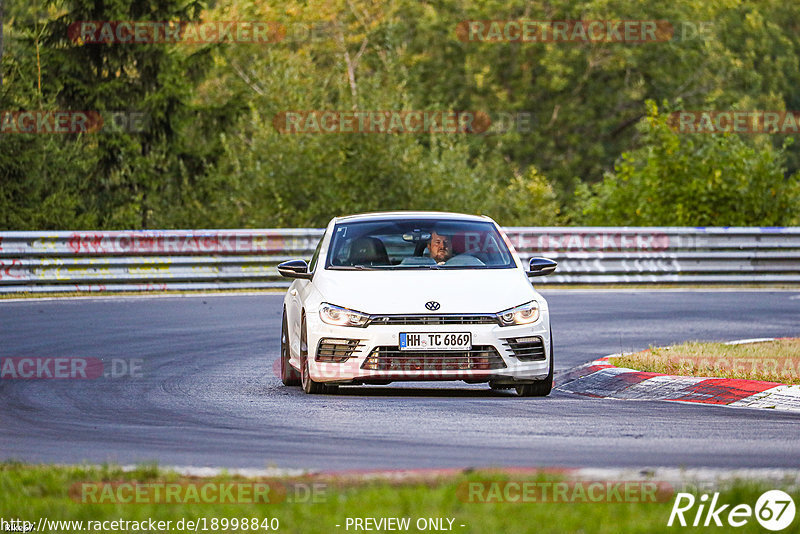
[289, 289, 298, 296]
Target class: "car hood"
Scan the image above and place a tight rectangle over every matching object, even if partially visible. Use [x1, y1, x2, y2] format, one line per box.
[312, 268, 540, 315]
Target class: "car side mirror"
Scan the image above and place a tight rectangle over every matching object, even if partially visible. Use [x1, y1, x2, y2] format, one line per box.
[528, 257, 557, 277]
[278, 259, 313, 280]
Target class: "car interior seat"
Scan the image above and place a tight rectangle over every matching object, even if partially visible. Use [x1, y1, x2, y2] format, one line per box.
[347, 236, 390, 266]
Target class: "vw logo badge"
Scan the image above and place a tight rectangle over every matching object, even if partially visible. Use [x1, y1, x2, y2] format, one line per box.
[425, 301, 441, 311]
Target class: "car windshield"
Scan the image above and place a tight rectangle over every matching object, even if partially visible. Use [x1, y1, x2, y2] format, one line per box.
[325, 218, 516, 270]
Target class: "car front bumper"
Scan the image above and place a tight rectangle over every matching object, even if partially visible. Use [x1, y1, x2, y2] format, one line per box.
[304, 313, 551, 384]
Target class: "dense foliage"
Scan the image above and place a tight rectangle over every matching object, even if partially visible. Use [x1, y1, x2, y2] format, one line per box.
[577, 101, 800, 225]
[1, 0, 799, 229]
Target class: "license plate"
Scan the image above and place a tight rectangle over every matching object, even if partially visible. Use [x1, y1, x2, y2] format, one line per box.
[399, 332, 472, 351]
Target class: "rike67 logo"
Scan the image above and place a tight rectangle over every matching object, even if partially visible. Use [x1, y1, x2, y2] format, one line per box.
[668, 490, 795, 531]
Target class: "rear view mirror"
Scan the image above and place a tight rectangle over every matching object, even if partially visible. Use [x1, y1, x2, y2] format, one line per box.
[402, 230, 432, 242]
[528, 257, 557, 277]
[278, 259, 313, 280]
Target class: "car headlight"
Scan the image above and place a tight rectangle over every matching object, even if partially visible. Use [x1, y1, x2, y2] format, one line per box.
[319, 303, 370, 327]
[496, 301, 540, 326]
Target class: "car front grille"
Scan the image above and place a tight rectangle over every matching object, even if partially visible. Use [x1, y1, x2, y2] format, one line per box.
[316, 338, 364, 362]
[365, 314, 499, 326]
[502, 336, 547, 361]
[361, 346, 506, 371]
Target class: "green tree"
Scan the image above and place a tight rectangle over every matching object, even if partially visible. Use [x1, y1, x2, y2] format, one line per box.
[0, 0, 234, 229]
[43, 0, 223, 228]
[4, 0, 800, 230]
[576, 101, 800, 226]
[492, 166, 561, 226]
[0, 2, 100, 229]
[390, 0, 800, 206]
[171, 0, 561, 228]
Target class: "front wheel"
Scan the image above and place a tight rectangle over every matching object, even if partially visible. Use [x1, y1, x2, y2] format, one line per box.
[517, 329, 554, 397]
[280, 310, 300, 386]
[300, 316, 326, 394]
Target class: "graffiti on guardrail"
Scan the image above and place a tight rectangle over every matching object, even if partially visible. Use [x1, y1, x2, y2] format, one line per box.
[508, 231, 672, 252]
[552, 258, 683, 273]
[0, 259, 24, 280]
[0, 228, 798, 291]
[136, 283, 169, 291]
[63, 232, 321, 255]
[74, 284, 108, 292]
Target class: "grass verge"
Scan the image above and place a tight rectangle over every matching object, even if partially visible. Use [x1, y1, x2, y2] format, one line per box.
[613, 339, 800, 384]
[1, 463, 799, 533]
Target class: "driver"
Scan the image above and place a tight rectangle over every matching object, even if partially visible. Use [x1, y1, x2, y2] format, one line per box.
[428, 230, 453, 265]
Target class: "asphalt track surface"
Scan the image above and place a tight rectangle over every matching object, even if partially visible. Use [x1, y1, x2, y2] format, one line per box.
[1, 290, 799, 470]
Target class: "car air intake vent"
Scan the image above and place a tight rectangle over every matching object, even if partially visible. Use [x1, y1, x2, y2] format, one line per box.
[362, 346, 506, 371]
[502, 336, 547, 361]
[366, 314, 499, 326]
[316, 338, 364, 362]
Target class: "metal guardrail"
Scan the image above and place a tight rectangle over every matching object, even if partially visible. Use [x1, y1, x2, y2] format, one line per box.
[0, 227, 799, 292]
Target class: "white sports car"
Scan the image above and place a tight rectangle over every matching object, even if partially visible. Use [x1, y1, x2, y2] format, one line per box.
[278, 212, 557, 396]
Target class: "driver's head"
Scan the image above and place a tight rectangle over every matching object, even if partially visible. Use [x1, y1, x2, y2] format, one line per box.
[429, 231, 453, 263]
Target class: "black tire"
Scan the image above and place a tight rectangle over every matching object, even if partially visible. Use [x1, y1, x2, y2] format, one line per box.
[516, 328, 554, 397]
[300, 316, 325, 394]
[280, 310, 301, 386]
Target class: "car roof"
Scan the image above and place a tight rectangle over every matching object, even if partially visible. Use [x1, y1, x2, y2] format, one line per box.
[332, 211, 493, 224]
